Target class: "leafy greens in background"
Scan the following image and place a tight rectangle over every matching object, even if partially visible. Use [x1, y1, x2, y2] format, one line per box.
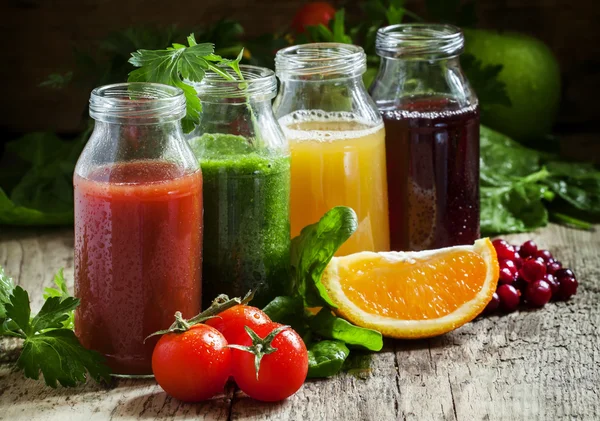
[480, 125, 600, 234]
[1, 4, 599, 232]
[0, 129, 88, 226]
[0, 265, 111, 387]
[263, 207, 383, 379]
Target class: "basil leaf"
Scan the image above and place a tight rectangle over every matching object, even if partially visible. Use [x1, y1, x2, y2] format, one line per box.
[309, 308, 383, 352]
[307, 340, 350, 378]
[290, 206, 357, 308]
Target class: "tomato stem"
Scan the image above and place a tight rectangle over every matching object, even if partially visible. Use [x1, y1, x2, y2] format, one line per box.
[144, 291, 255, 341]
[228, 325, 290, 380]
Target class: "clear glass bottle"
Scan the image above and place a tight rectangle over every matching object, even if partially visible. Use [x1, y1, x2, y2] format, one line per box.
[273, 43, 389, 256]
[74, 83, 202, 375]
[370, 24, 480, 251]
[188, 65, 290, 308]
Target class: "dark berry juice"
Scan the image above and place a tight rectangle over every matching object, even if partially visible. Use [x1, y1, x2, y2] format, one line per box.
[381, 96, 480, 251]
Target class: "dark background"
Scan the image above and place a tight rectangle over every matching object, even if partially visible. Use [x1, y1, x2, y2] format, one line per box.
[1, 0, 599, 138]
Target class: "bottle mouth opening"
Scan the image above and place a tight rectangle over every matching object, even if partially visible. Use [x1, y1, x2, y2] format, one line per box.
[193, 65, 277, 102]
[275, 43, 367, 80]
[89, 83, 186, 124]
[376, 24, 464, 59]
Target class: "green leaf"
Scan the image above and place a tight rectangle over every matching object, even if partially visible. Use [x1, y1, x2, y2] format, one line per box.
[178, 55, 206, 82]
[480, 172, 550, 235]
[309, 308, 383, 352]
[461, 54, 511, 110]
[290, 206, 358, 308]
[0, 130, 87, 226]
[332, 10, 353, 44]
[43, 269, 74, 329]
[5, 286, 32, 335]
[307, 340, 350, 378]
[480, 125, 543, 181]
[18, 329, 111, 388]
[30, 296, 79, 333]
[543, 161, 600, 217]
[38, 72, 73, 89]
[128, 36, 245, 133]
[43, 269, 70, 300]
[0, 266, 15, 321]
[385, 6, 405, 24]
[479, 125, 553, 235]
[262, 296, 304, 326]
[262, 296, 309, 336]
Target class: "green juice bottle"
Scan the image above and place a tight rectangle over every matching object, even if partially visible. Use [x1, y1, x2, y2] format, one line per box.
[189, 66, 291, 308]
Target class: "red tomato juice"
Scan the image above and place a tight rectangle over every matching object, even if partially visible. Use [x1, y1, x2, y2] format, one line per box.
[74, 161, 202, 375]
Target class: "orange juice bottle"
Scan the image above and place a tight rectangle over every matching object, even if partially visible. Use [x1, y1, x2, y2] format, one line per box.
[274, 44, 390, 254]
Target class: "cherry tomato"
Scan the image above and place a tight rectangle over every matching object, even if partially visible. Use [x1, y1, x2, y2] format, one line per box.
[230, 322, 308, 402]
[205, 305, 271, 344]
[152, 324, 231, 402]
[291, 2, 336, 33]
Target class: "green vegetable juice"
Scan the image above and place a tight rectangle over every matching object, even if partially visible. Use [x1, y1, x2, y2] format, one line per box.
[190, 134, 291, 308]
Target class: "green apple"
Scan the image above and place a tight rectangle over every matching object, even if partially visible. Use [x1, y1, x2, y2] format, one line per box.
[464, 29, 561, 140]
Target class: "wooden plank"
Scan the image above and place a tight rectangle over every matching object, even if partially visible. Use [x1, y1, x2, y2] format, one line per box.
[0, 224, 599, 420]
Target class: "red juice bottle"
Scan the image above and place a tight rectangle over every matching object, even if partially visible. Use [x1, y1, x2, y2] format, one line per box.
[74, 83, 202, 375]
[370, 24, 480, 251]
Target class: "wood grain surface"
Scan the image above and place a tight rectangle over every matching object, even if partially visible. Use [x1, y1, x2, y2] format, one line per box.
[0, 224, 598, 420]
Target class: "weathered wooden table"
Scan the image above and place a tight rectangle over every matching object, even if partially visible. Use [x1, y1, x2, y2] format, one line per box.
[0, 224, 598, 420]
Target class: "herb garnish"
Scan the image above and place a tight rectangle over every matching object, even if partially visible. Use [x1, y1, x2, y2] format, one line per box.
[0, 266, 111, 387]
[128, 34, 243, 133]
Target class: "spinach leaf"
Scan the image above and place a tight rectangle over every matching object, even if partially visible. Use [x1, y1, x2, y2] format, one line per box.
[290, 206, 358, 308]
[480, 169, 552, 235]
[262, 295, 310, 336]
[309, 308, 383, 352]
[543, 161, 600, 217]
[262, 296, 304, 325]
[307, 340, 350, 378]
[480, 126, 554, 235]
[480, 125, 543, 180]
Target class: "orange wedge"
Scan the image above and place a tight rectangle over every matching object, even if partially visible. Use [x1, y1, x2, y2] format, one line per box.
[321, 238, 499, 339]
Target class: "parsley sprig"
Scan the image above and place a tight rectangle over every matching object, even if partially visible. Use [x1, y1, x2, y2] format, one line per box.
[128, 34, 243, 133]
[0, 266, 111, 388]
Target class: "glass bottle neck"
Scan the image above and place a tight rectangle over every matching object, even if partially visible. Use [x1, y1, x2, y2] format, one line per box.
[370, 55, 476, 110]
[274, 75, 381, 126]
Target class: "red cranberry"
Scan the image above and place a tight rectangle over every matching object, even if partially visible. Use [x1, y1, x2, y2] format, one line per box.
[499, 267, 517, 285]
[520, 257, 547, 283]
[484, 292, 500, 314]
[514, 276, 528, 292]
[556, 277, 578, 301]
[497, 284, 520, 313]
[500, 259, 518, 276]
[534, 249, 554, 262]
[546, 261, 562, 275]
[543, 274, 559, 297]
[513, 254, 523, 269]
[525, 280, 552, 307]
[513, 245, 521, 255]
[555, 268, 574, 281]
[492, 239, 518, 261]
[520, 240, 538, 257]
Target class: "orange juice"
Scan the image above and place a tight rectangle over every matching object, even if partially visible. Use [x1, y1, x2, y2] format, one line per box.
[280, 111, 389, 255]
